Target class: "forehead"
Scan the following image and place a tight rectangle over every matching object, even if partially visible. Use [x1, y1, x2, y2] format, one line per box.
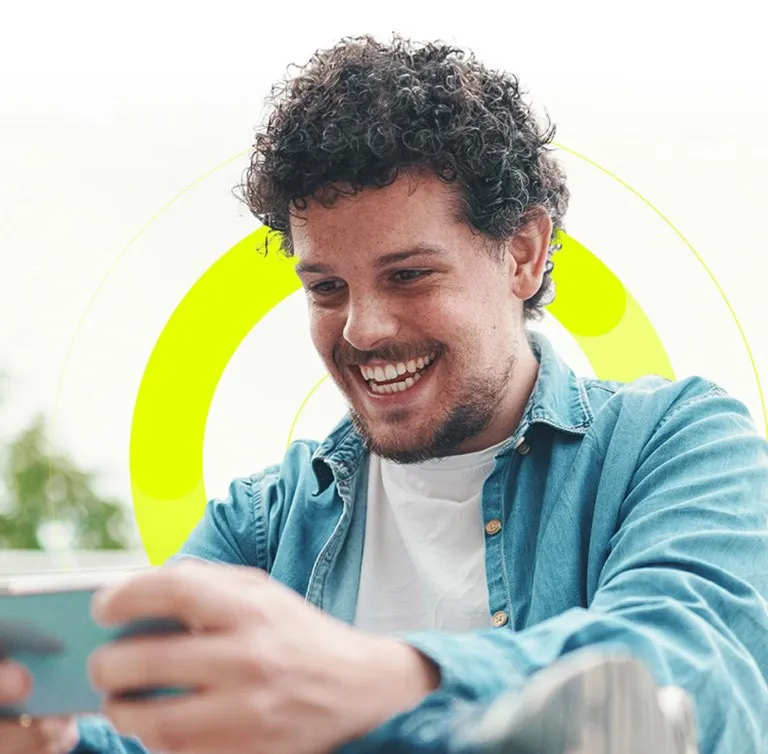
[289, 172, 464, 264]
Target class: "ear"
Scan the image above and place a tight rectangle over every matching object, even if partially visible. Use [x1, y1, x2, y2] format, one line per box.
[507, 210, 553, 302]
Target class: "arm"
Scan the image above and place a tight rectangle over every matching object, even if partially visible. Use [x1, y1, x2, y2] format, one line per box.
[346, 386, 768, 753]
[171, 473, 273, 567]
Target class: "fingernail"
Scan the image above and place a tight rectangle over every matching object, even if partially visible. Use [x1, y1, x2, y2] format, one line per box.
[91, 588, 112, 621]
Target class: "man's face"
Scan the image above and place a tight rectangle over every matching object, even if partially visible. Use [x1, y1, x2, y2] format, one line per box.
[292, 172, 533, 463]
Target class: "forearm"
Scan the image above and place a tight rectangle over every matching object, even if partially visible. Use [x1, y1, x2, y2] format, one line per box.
[337, 588, 766, 754]
[402, 594, 765, 749]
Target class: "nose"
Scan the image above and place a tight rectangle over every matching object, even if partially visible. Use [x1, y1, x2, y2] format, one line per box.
[342, 292, 400, 352]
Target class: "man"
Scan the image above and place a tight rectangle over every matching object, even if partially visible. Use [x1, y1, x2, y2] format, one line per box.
[1, 34, 766, 754]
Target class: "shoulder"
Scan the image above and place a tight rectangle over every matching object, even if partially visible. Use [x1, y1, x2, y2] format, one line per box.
[571, 373, 767, 478]
[573, 374, 767, 501]
[579, 373, 752, 431]
[250, 437, 324, 489]
[242, 436, 326, 521]
[174, 436, 329, 568]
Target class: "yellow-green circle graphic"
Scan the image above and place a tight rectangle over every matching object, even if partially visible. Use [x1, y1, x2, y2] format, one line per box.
[129, 224, 674, 564]
[117, 148, 765, 566]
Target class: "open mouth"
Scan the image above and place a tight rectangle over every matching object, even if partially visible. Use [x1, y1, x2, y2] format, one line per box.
[357, 351, 439, 395]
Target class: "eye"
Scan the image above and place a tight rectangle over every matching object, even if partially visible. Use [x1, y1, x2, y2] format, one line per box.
[308, 279, 346, 296]
[391, 269, 433, 283]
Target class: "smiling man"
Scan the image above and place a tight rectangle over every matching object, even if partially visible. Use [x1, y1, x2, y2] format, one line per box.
[1, 34, 767, 754]
[292, 173, 544, 466]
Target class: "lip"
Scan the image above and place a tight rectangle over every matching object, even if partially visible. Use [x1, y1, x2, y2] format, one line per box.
[349, 355, 440, 407]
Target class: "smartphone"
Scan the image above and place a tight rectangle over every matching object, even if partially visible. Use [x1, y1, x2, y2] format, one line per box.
[0, 569, 189, 718]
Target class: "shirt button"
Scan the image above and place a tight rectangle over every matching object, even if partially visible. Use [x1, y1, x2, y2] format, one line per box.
[484, 519, 502, 536]
[491, 610, 509, 628]
[515, 436, 530, 455]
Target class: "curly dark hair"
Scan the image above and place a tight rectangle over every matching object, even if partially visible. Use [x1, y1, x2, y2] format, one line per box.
[238, 34, 569, 318]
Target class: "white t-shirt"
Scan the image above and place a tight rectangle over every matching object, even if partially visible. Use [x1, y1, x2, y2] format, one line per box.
[354, 440, 506, 634]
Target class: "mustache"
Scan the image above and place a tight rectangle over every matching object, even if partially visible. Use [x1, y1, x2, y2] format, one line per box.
[333, 340, 443, 366]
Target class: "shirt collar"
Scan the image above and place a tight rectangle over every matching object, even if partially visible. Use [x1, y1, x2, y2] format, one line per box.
[524, 330, 594, 436]
[311, 330, 594, 492]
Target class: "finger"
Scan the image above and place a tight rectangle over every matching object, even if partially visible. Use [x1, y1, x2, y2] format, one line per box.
[89, 632, 268, 693]
[103, 689, 274, 754]
[35, 717, 80, 754]
[91, 560, 266, 631]
[174, 695, 334, 754]
[103, 689, 224, 753]
[0, 716, 77, 754]
[0, 660, 32, 704]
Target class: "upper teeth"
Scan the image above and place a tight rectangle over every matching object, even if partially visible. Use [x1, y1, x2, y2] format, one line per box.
[360, 352, 435, 383]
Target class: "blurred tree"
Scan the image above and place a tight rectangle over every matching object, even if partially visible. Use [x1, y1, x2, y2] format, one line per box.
[0, 413, 131, 550]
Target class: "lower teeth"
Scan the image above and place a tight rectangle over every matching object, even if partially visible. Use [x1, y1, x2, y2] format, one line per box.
[370, 370, 423, 394]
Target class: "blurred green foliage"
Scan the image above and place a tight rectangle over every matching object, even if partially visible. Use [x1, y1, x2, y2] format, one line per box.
[0, 386, 132, 550]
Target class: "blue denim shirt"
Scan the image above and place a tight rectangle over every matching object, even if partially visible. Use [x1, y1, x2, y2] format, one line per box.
[76, 333, 768, 754]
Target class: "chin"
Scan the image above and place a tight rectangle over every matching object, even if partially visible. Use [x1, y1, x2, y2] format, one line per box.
[348, 412, 435, 463]
[366, 438, 438, 465]
[350, 390, 500, 463]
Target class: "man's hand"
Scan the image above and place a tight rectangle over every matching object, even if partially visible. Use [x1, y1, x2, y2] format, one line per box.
[0, 661, 79, 754]
[88, 560, 440, 754]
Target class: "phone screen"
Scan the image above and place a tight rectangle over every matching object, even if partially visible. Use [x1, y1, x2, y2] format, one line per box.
[0, 573, 187, 717]
[0, 587, 113, 716]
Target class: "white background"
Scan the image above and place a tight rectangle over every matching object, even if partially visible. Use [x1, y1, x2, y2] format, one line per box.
[1, 0, 767, 553]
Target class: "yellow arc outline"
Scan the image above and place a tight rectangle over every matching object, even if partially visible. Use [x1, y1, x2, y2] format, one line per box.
[129, 228, 299, 560]
[285, 374, 329, 450]
[46, 144, 764, 567]
[554, 142, 767, 438]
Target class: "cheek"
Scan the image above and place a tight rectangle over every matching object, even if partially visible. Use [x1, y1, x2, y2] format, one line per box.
[440, 304, 508, 367]
[430, 299, 485, 345]
[308, 309, 340, 360]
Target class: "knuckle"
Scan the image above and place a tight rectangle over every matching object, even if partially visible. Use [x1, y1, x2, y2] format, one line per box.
[170, 558, 200, 577]
[170, 558, 207, 581]
[244, 688, 276, 725]
[164, 571, 199, 614]
[239, 633, 286, 680]
[240, 639, 267, 680]
[255, 648, 282, 678]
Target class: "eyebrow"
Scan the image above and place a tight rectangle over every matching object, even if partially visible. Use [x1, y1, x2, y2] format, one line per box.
[294, 245, 447, 275]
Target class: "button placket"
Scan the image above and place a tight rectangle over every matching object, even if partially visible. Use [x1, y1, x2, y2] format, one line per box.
[482, 455, 513, 634]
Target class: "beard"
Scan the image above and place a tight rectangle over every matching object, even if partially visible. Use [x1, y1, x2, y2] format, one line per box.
[347, 352, 517, 464]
